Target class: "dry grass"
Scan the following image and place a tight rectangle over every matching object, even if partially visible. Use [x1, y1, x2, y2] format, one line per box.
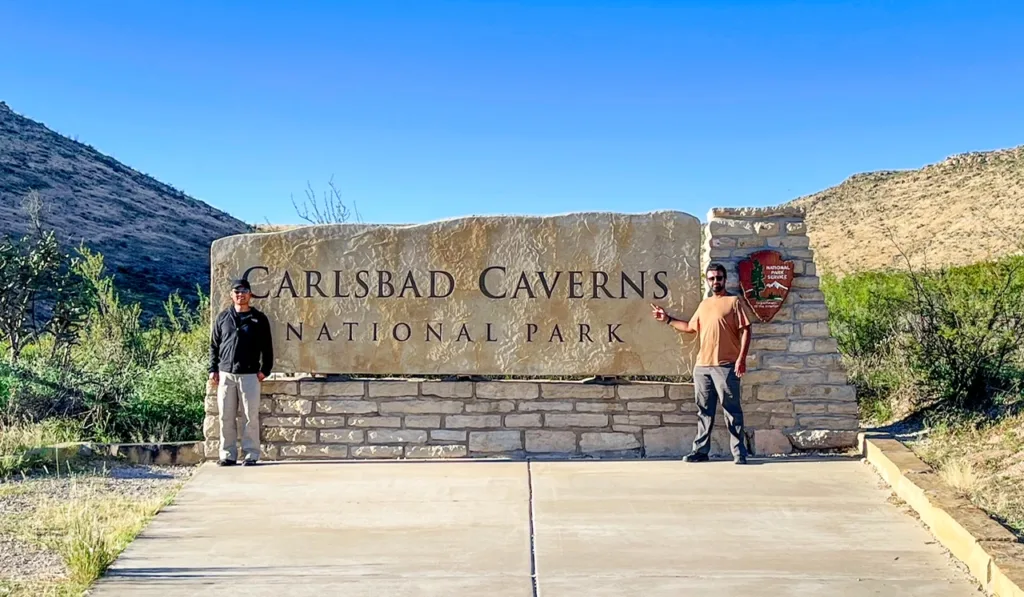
[0, 421, 192, 597]
[909, 411, 1024, 540]
[0, 421, 83, 478]
[938, 457, 979, 497]
[0, 473, 185, 596]
[37, 490, 170, 590]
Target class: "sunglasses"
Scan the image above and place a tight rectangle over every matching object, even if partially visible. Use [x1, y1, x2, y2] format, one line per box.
[232, 289, 251, 294]
[706, 275, 724, 281]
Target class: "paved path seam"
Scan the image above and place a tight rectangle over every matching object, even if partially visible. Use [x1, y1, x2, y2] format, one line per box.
[527, 461, 539, 597]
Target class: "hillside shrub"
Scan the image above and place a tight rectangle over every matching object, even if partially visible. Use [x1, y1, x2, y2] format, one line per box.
[823, 256, 1024, 421]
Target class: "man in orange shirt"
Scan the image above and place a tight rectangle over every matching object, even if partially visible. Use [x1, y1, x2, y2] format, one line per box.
[652, 263, 751, 464]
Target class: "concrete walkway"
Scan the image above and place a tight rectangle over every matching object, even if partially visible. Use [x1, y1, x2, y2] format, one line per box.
[93, 458, 981, 596]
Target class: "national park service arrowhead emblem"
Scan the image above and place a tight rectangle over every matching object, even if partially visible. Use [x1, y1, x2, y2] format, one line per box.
[737, 250, 794, 323]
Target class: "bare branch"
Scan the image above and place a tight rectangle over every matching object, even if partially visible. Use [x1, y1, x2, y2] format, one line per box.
[290, 176, 361, 225]
[22, 190, 45, 236]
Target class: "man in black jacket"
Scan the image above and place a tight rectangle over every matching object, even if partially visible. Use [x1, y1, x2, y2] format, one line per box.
[209, 278, 273, 466]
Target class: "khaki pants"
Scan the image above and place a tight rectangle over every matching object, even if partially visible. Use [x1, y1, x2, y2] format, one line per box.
[217, 372, 261, 461]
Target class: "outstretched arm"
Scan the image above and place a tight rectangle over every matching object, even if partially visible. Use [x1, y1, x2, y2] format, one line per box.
[651, 303, 697, 334]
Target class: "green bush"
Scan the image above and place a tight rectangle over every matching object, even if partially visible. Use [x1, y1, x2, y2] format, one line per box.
[903, 258, 1024, 411]
[117, 355, 206, 442]
[823, 256, 1024, 421]
[821, 271, 911, 358]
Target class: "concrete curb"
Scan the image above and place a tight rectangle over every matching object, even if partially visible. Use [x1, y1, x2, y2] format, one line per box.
[27, 441, 204, 466]
[859, 433, 1024, 597]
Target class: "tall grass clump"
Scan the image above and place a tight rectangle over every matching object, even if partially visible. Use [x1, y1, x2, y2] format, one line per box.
[0, 419, 83, 477]
[33, 488, 171, 590]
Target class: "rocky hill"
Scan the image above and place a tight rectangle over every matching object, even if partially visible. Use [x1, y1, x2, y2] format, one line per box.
[0, 101, 249, 313]
[788, 146, 1024, 274]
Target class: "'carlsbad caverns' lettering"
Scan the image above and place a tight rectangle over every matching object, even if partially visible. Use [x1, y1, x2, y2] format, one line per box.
[210, 212, 701, 376]
[241, 267, 670, 301]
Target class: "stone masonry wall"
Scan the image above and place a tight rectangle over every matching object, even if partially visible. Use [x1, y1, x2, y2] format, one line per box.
[703, 207, 859, 449]
[204, 379, 782, 460]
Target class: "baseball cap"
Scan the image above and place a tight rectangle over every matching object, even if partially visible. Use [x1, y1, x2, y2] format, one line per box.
[231, 279, 251, 292]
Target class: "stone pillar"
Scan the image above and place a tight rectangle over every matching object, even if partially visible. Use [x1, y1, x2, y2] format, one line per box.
[703, 207, 859, 451]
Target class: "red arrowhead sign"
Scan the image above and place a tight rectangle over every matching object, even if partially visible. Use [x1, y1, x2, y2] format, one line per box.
[737, 250, 794, 323]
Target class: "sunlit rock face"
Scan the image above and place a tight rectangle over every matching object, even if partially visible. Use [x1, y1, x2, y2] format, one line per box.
[210, 211, 701, 376]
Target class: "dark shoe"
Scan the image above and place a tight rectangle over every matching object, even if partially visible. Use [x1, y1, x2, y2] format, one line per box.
[734, 455, 748, 465]
[217, 459, 237, 467]
[683, 452, 709, 463]
[241, 458, 258, 467]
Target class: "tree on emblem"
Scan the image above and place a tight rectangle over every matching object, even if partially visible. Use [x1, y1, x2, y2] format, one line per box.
[739, 250, 794, 323]
[750, 258, 766, 300]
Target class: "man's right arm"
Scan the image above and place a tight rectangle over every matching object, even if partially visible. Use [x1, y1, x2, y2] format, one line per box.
[652, 303, 698, 334]
[666, 316, 696, 334]
[208, 313, 222, 376]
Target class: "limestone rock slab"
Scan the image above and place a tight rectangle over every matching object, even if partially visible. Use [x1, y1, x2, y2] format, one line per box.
[787, 429, 859, 450]
[753, 429, 794, 455]
[210, 212, 700, 376]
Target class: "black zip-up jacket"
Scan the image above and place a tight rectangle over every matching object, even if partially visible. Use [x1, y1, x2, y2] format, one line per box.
[209, 307, 274, 376]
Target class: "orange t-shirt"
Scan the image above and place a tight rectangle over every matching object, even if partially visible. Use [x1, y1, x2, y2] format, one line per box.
[691, 294, 751, 366]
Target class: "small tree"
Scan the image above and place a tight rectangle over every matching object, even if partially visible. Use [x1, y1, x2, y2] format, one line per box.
[290, 176, 362, 224]
[0, 227, 90, 363]
[750, 259, 766, 300]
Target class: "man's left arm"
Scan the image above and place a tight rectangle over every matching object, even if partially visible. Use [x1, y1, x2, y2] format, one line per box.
[259, 316, 274, 381]
[736, 303, 752, 377]
[737, 327, 751, 376]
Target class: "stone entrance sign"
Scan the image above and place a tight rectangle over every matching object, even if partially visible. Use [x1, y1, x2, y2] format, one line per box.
[210, 212, 701, 376]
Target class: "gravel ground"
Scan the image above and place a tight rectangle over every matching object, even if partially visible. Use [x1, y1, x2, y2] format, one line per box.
[0, 536, 65, 581]
[0, 461, 195, 588]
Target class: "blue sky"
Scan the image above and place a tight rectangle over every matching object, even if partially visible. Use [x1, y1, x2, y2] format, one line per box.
[2, 1, 1022, 225]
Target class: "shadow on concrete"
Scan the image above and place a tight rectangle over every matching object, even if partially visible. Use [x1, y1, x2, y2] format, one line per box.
[107, 467, 180, 480]
[103, 565, 367, 580]
[239, 453, 860, 468]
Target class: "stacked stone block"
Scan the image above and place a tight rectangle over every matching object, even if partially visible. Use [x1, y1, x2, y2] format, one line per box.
[205, 377, 856, 462]
[702, 207, 858, 449]
[203, 379, 753, 460]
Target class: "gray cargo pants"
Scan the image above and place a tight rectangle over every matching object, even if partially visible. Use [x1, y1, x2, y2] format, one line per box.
[692, 365, 747, 458]
[217, 372, 261, 461]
